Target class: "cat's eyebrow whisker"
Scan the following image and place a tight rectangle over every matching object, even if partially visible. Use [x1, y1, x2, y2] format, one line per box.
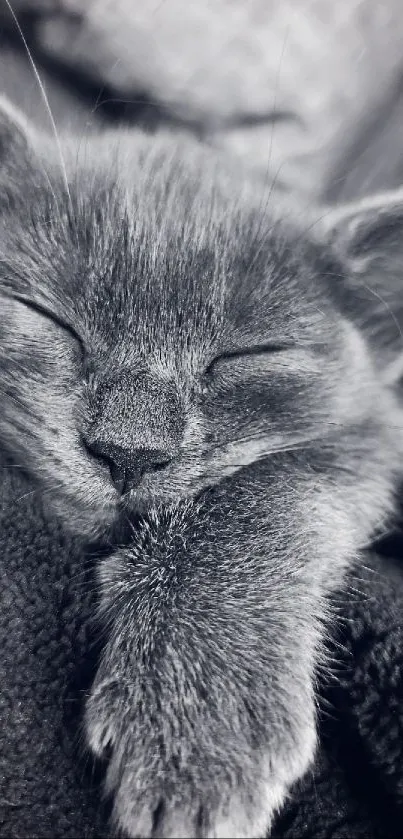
[323, 122, 403, 202]
[3, 0, 73, 216]
[293, 206, 340, 244]
[360, 281, 403, 350]
[257, 22, 290, 206]
[91, 96, 165, 113]
[71, 86, 109, 200]
[243, 24, 291, 285]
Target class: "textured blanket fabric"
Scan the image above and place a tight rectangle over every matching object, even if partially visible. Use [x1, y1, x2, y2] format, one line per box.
[0, 461, 109, 838]
[0, 458, 402, 838]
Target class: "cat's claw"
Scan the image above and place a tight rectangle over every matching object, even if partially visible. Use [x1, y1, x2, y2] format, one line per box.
[86, 678, 315, 839]
[110, 777, 286, 839]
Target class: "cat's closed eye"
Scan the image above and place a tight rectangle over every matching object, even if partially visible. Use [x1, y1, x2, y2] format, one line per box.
[204, 342, 289, 377]
[202, 342, 320, 390]
[8, 293, 84, 355]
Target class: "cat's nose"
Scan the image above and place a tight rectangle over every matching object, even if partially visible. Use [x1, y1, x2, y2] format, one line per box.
[85, 439, 172, 494]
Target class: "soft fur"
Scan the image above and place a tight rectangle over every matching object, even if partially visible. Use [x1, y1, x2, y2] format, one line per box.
[1, 96, 403, 837]
[2, 453, 403, 839]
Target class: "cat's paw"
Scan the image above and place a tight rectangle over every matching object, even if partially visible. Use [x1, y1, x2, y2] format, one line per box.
[109, 766, 288, 839]
[86, 677, 316, 839]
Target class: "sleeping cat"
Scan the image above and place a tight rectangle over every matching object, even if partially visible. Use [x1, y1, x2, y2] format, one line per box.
[1, 95, 403, 838]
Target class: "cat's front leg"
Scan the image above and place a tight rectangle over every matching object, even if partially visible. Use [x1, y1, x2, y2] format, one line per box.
[89, 660, 315, 839]
[88, 664, 315, 839]
[86, 464, 344, 839]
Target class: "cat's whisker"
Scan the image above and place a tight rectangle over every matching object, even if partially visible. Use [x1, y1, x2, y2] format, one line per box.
[0, 462, 27, 469]
[9, 479, 64, 506]
[91, 96, 164, 114]
[292, 205, 350, 246]
[243, 24, 291, 284]
[72, 91, 108, 217]
[2, 0, 73, 219]
[257, 21, 290, 204]
[360, 281, 403, 350]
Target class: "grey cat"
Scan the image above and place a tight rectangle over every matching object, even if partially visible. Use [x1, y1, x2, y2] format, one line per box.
[1, 96, 403, 838]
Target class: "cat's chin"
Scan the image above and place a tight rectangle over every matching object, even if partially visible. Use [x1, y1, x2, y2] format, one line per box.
[46, 493, 119, 541]
[48, 491, 182, 542]
[46, 473, 203, 541]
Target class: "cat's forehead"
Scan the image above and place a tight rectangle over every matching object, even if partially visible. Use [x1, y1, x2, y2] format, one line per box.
[2, 134, 340, 362]
[61, 189, 334, 354]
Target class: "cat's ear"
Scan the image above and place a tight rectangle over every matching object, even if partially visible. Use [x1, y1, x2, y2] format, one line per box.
[0, 96, 36, 182]
[319, 189, 403, 386]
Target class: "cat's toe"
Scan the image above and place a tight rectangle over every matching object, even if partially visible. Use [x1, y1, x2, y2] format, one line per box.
[85, 667, 317, 838]
[106, 740, 316, 839]
[85, 677, 120, 758]
[110, 775, 286, 839]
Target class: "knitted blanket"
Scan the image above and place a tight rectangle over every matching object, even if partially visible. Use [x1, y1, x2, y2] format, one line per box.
[0, 457, 402, 838]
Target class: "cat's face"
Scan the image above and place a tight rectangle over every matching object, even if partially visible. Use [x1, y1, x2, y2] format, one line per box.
[0, 100, 402, 539]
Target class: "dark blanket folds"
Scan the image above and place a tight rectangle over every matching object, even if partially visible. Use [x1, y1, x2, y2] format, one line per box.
[0, 460, 402, 839]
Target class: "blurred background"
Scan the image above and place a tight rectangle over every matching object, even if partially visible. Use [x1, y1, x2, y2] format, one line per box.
[1, 0, 403, 206]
